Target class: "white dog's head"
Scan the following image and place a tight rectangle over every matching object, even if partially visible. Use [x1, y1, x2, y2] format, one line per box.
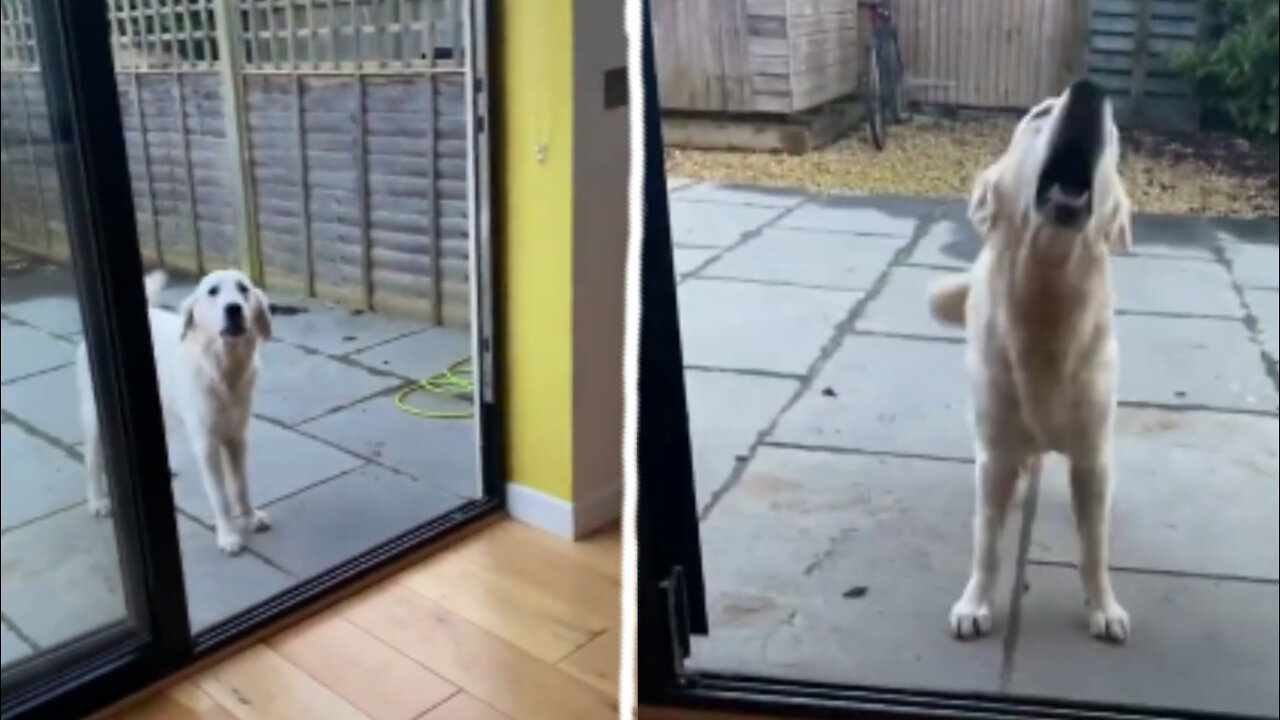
[969, 78, 1132, 254]
[178, 269, 273, 343]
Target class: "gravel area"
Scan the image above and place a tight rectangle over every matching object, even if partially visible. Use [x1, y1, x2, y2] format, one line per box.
[666, 116, 1278, 218]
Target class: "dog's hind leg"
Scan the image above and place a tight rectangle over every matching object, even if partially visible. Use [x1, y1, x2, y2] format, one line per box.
[1069, 452, 1130, 643]
[950, 448, 1023, 639]
[223, 434, 270, 534]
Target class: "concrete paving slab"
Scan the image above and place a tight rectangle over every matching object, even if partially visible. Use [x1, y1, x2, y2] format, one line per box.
[169, 419, 365, 525]
[673, 247, 718, 277]
[770, 335, 972, 459]
[675, 182, 809, 209]
[775, 203, 919, 238]
[0, 323, 74, 383]
[267, 301, 426, 356]
[1244, 288, 1279, 361]
[2, 423, 85, 531]
[692, 447, 1017, 692]
[0, 296, 83, 337]
[1, 623, 32, 667]
[0, 365, 82, 446]
[1127, 214, 1220, 260]
[254, 342, 401, 426]
[348, 328, 472, 382]
[1009, 565, 1278, 719]
[1226, 242, 1280, 290]
[854, 266, 965, 340]
[905, 219, 979, 269]
[1208, 217, 1279, 245]
[1117, 315, 1278, 411]
[685, 369, 800, 513]
[152, 280, 195, 310]
[0, 506, 127, 648]
[669, 200, 787, 249]
[298, 394, 479, 499]
[668, 176, 695, 193]
[252, 464, 468, 577]
[677, 279, 860, 376]
[176, 514, 294, 632]
[702, 229, 906, 290]
[1110, 255, 1242, 318]
[1029, 409, 1279, 580]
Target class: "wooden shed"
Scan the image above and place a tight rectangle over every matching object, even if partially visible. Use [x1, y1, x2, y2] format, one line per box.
[652, 0, 859, 115]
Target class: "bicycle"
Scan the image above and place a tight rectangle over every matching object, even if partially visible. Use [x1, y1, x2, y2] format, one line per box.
[858, 0, 911, 150]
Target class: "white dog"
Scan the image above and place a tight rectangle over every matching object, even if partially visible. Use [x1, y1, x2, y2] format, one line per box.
[928, 79, 1134, 643]
[77, 269, 274, 555]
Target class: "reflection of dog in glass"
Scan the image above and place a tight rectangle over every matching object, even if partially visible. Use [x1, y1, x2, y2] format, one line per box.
[929, 79, 1134, 643]
[76, 269, 274, 555]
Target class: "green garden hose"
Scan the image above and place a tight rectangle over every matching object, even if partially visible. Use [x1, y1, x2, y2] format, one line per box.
[393, 356, 474, 419]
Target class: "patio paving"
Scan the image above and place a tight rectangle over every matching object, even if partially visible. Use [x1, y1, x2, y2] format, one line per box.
[670, 180, 1280, 718]
[1, 261, 478, 665]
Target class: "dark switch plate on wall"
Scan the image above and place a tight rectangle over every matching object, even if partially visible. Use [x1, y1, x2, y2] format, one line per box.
[604, 66, 628, 110]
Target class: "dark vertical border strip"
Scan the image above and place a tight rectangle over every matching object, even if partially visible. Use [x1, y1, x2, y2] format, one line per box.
[637, 0, 709, 704]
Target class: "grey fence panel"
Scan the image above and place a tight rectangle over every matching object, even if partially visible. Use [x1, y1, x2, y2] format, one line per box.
[1087, 0, 1205, 131]
[1, 0, 472, 329]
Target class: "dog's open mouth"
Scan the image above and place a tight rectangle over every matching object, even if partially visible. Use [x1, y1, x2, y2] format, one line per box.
[1035, 79, 1108, 230]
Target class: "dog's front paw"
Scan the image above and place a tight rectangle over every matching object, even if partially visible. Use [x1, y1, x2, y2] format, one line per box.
[1088, 602, 1130, 644]
[246, 509, 271, 533]
[949, 598, 994, 640]
[216, 525, 246, 555]
[87, 496, 112, 518]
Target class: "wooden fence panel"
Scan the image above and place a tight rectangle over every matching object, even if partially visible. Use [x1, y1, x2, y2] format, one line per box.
[894, 0, 1081, 110]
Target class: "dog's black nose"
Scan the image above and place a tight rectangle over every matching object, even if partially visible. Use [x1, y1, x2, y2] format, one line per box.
[224, 303, 244, 325]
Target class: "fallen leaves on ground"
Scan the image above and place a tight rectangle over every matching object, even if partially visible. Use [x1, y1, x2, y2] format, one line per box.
[666, 117, 1278, 218]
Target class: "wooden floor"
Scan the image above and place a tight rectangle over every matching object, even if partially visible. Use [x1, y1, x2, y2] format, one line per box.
[108, 519, 622, 720]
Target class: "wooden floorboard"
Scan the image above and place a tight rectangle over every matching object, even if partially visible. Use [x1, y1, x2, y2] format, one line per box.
[105, 518, 795, 720]
[109, 519, 621, 720]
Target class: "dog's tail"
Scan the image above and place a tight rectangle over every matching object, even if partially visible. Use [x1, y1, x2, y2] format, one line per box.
[142, 269, 168, 306]
[928, 272, 970, 328]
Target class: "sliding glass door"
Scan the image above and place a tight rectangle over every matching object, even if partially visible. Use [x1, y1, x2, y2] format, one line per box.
[3, 1, 501, 717]
[2, 3, 190, 717]
[635, 0, 1277, 719]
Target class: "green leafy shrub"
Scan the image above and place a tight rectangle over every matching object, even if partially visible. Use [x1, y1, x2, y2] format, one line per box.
[1173, 0, 1278, 138]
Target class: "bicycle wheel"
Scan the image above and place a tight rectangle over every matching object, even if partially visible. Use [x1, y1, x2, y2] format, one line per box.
[887, 31, 912, 123]
[865, 41, 887, 150]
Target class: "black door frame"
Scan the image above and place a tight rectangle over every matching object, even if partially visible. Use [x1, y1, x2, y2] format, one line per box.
[1, 2, 504, 718]
[631, 2, 1264, 718]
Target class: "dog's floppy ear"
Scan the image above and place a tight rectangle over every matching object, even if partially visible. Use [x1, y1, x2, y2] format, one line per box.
[967, 163, 1003, 237]
[1102, 182, 1134, 254]
[249, 287, 273, 341]
[177, 291, 198, 339]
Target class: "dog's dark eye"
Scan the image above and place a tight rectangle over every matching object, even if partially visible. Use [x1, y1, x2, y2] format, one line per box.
[236, 282, 249, 296]
[1028, 104, 1052, 121]
[207, 285, 219, 297]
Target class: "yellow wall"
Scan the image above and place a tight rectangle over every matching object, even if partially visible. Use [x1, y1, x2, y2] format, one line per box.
[499, 0, 575, 501]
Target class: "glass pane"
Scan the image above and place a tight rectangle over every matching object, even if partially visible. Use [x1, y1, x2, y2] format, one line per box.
[1, 4, 131, 668]
[96, 0, 486, 634]
[664, 2, 1279, 715]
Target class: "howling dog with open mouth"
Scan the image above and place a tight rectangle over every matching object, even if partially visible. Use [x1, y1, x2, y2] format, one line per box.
[929, 78, 1135, 643]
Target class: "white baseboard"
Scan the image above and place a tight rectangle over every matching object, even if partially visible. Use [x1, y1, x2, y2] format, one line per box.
[505, 481, 621, 540]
